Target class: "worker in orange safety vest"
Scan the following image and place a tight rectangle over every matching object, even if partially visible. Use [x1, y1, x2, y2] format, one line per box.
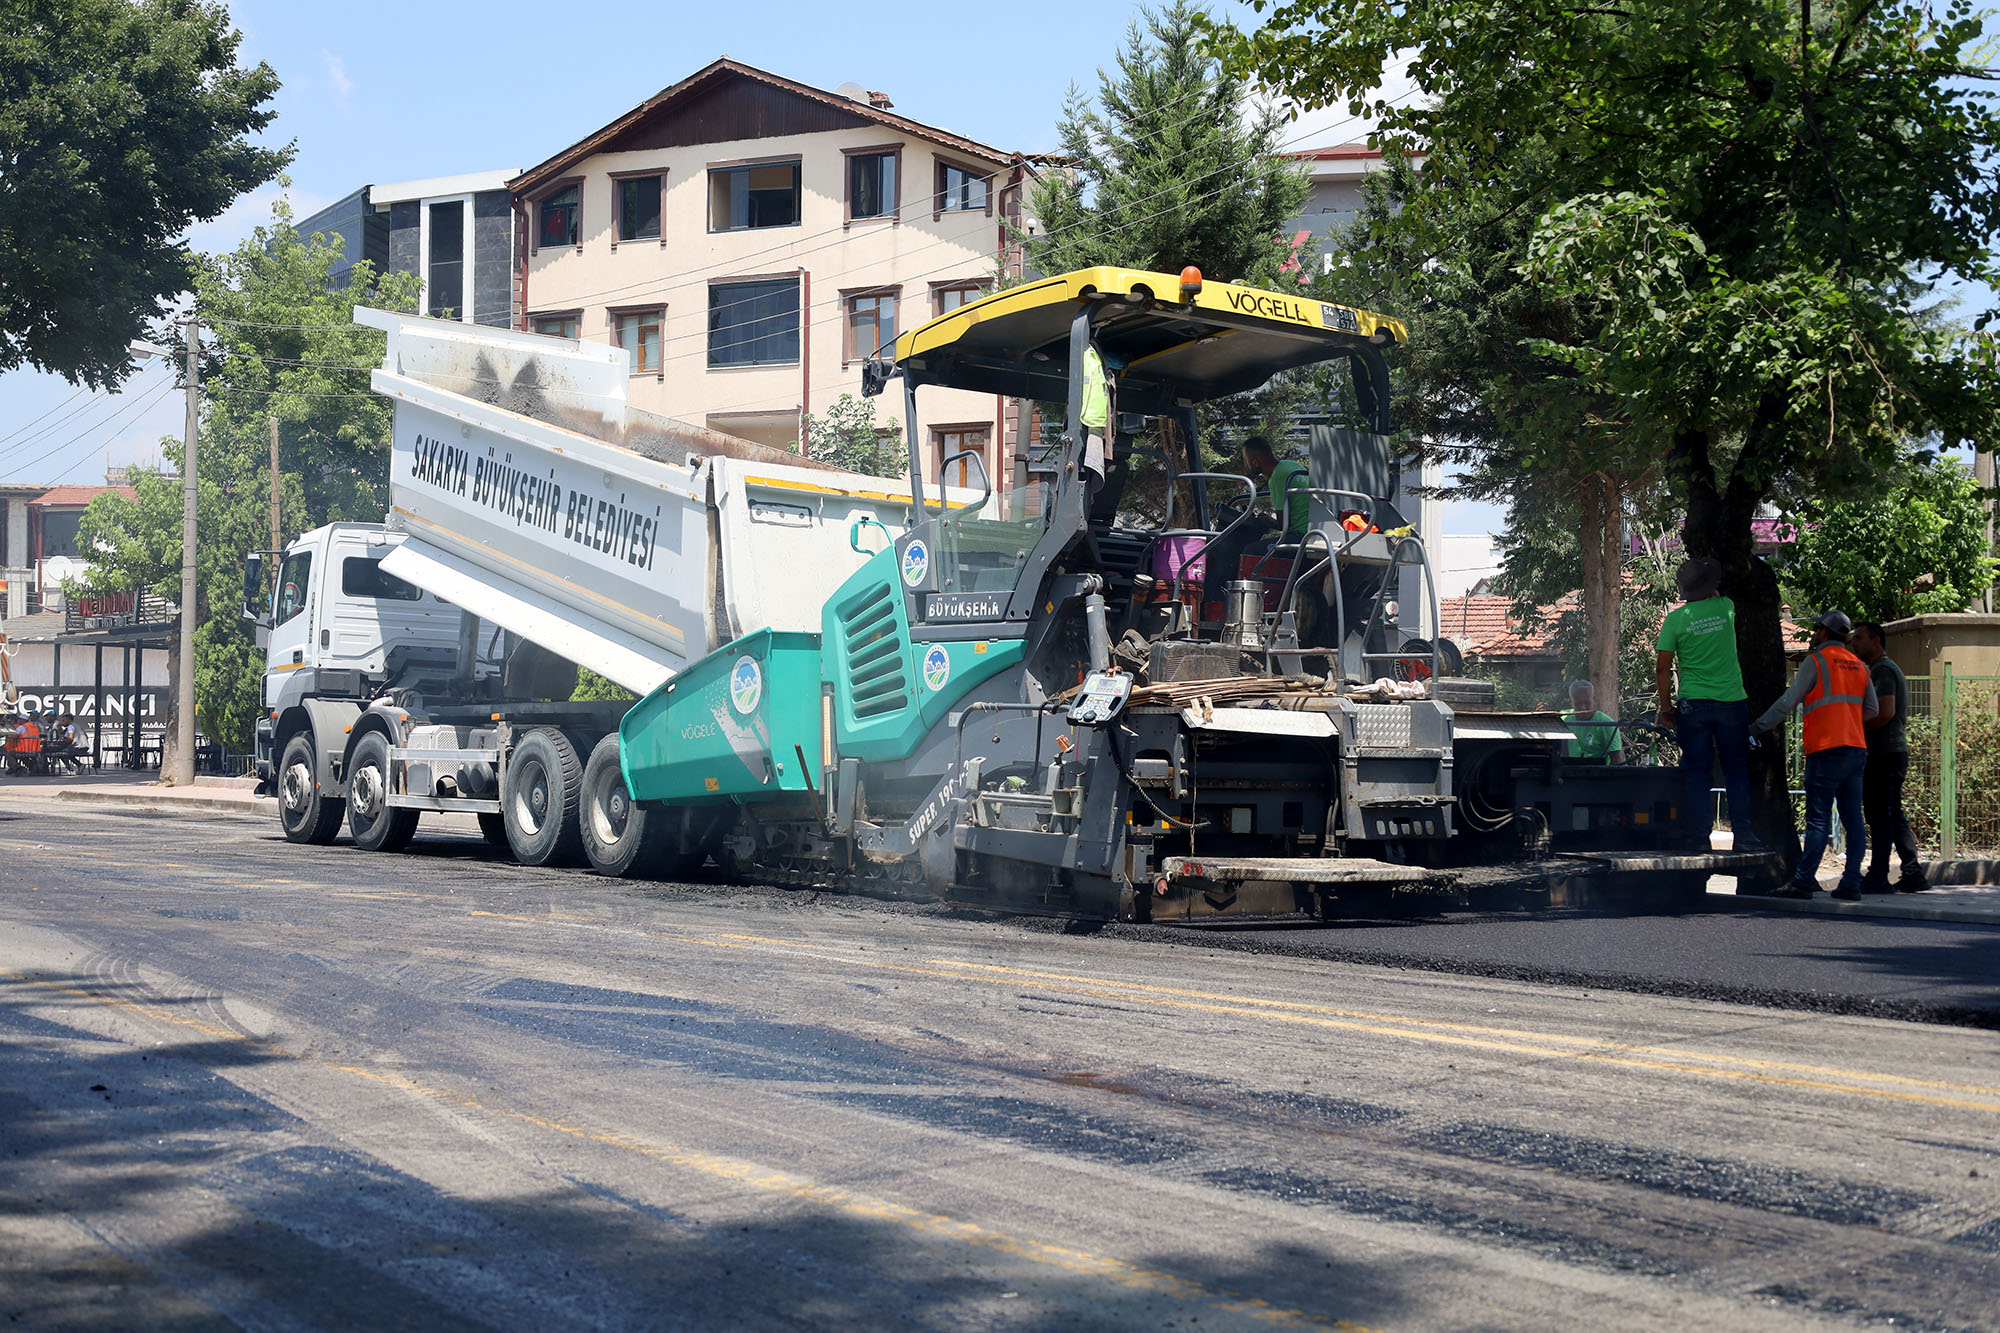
[1751, 610, 1878, 900]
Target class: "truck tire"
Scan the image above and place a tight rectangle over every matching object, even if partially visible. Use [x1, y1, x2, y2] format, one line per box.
[278, 733, 345, 845]
[504, 727, 585, 867]
[580, 735, 674, 878]
[477, 813, 509, 848]
[347, 732, 418, 853]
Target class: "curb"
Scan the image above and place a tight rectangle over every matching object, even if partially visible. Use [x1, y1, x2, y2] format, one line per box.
[1714, 888, 2000, 927]
[52, 788, 275, 817]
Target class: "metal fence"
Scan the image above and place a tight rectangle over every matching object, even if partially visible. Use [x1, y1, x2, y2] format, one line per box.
[1784, 671, 2000, 858]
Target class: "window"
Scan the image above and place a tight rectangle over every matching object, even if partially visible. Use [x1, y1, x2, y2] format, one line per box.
[933, 425, 990, 487]
[708, 279, 800, 367]
[532, 313, 579, 340]
[274, 550, 312, 626]
[617, 175, 662, 241]
[709, 162, 800, 231]
[844, 290, 896, 363]
[613, 308, 664, 375]
[538, 185, 579, 248]
[426, 200, 464, 318]
[341, 557, 422, 601]
[933, 281, 986, 315]
[847, 151, 898, 221]
[936, 161, 989, 215]
[39, 509, 83, 559]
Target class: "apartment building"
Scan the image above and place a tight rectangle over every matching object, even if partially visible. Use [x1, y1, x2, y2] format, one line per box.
[508, 59, 1032, 482]
[294, 169, 519, 326]
[1288, 144, 1425, 272]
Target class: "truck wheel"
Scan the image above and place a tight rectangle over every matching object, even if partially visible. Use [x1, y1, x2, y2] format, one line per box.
[581, 735, 673, 878]
[278, 733, 345, 845]
[477, 813, 509, 848]
[504, 727, 585, 867]
[347, 732, 418, 853]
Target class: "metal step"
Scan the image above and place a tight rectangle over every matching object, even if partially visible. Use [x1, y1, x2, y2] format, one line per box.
[1159, 855, 1441, 887]
[1580, 852, 1778, 875]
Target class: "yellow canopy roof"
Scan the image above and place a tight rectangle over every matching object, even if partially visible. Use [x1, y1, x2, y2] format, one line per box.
[886, 266, 1406, 414]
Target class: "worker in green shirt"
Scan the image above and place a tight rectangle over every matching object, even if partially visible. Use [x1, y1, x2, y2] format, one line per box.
[1562, 680, 1625, 763]
[1202, 436, 1310, 606]
[1655, 557, 1762, 852]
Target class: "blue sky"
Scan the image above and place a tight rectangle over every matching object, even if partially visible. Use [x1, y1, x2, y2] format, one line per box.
[0, 0, 1467, 523]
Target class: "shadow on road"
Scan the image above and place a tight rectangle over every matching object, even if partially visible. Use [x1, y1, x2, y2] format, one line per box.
[0, 976, 1411, 1330]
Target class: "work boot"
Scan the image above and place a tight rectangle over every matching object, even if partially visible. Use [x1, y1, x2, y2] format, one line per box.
[1766, 883, 1816, 900]
[1895, 870, 1931, 893]
[1831, 881, 1863, 901]
[1859, 872, 1894, 895]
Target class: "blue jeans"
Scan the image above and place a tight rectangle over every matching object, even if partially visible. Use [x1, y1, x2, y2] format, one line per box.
[1678, 698, 1753, 843]
[1797, 745, 1868, 891]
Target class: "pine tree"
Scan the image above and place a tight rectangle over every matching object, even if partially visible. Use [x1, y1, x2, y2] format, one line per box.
[1024, 1, 1311, 288]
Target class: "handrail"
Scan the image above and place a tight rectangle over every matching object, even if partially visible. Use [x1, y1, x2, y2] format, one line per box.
[1355, 535, 1442, 682]
[937, 448, 993, 513]
[1159, 471, 1259, 598]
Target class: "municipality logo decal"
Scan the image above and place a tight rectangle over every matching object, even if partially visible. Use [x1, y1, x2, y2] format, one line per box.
[901, 539, 929, 587]
[922, 644, 951, 692]
[728, 655, 762, 715]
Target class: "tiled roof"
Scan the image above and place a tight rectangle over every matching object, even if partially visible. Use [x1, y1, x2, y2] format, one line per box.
[1439, 593, 1563, 659]
[32, 484, 133, 507]
[512, 58, 1020, 197]
[1443, 590, 1813, 658]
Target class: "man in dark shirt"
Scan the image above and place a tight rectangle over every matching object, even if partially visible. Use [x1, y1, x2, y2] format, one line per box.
[1852, 621, 1926, 892]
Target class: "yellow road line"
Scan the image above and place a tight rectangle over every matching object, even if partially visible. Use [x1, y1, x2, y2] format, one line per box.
[424, 911, 2000, 1113]
[923, 960, 2000, 1098]
[0, 969, 1366, 1331]
[898, 961, 2000, 1112]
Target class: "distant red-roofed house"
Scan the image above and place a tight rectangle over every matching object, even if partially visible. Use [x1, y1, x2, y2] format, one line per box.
[1442, 586, 1815, 707]
[2, 481, 136, 619]
[1439, 592, 1567, 700]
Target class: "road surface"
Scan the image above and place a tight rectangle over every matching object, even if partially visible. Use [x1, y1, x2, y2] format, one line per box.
[3, 799, 1997, 1330]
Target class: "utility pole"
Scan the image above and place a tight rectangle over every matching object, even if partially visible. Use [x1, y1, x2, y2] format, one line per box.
[168, 316, 199, 787]
[1978, 449, 1995, 614]
[269, 415, 281, 574]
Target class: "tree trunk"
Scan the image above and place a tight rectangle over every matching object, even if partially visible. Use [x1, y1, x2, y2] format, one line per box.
[1677, 429, 1797, 868]
[1578, 471, 1624, 714]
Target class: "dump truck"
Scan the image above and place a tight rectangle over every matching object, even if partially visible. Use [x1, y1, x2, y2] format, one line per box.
[249, 309, 950, 869]
[254, 270, 1755, 918]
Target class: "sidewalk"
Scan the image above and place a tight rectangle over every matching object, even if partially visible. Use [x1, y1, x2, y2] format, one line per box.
[4, 770, 274, 816]
[1705, 831, 2000, 925]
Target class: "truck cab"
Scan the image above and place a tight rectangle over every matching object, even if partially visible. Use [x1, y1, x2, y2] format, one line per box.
[253, 523, 476, 792]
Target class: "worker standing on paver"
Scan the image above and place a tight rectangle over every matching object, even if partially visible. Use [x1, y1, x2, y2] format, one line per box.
[1081, 340, 1112, 491]
[1851, 620, 1928, 893]
[1656, 558, 1760, 852]
[1752, 611, 1878, 900]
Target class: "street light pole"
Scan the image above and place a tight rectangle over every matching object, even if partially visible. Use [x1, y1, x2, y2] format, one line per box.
[168, 316, 199, 786]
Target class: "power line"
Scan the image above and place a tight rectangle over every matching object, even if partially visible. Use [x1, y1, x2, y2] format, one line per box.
[0, 372, 167, 466]
[0, 383, 102, 449]
[1, 377, 179, 482]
